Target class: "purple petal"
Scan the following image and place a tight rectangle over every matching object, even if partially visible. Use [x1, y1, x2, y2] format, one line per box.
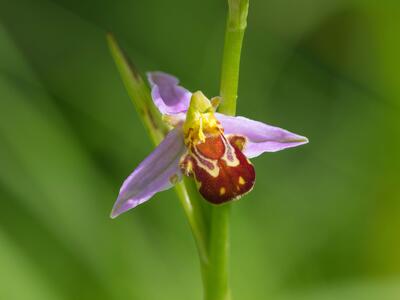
[147, 71, 192, 115]
[217, 114, 308, 158]
[111, 127, 186, 218]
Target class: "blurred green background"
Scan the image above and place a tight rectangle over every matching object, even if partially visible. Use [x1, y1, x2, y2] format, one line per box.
[0, 0, 399, 299]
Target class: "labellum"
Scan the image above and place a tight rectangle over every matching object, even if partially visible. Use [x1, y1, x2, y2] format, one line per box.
[180, 91, 255, 204]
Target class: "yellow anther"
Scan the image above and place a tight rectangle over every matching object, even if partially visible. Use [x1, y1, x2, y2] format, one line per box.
[219, 187, 226, 195]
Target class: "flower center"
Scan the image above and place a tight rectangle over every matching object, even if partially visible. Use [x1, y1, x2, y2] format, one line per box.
[183, 91, 222, 146]
[180, 91, 255, 205]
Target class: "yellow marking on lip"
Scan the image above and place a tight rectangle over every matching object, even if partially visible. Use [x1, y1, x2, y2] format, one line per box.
[186, 160, 193, 174]
[221, 136, 240, 167]
[191, 146, 220, 177]
[238, 176, 246, 185]
[219, 187, 226, 195]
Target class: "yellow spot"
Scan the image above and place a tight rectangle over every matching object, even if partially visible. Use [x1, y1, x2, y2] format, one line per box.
[219, 187, 226, 195]
[233, 136, 246, 150]
[238, 176, 246, 185]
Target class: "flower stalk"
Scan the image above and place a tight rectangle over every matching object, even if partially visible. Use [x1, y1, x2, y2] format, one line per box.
[203, 1, 249, 299]
[203, 204, 231, 300]
[219, 0, 249, 116]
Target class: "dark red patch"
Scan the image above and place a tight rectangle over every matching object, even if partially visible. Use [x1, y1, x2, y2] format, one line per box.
[196, 135, 225, 159]
[182, 135, 255, 204]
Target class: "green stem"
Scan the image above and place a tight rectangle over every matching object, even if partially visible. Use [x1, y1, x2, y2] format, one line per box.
[204, 205, 231, 300]
[203, 1, 249, 300]
[218, 0, 249, 116]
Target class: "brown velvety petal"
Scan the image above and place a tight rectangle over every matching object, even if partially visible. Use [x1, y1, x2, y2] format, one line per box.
[185, 134, 255, 204]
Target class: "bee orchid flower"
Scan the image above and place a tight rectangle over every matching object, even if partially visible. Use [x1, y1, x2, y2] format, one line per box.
[111, 71, 308, 218]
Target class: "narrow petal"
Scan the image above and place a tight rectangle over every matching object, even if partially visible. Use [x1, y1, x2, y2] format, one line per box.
[217, 114, 308, 158]
[147, 71, 192, 115]
[111, 127, 186, 218]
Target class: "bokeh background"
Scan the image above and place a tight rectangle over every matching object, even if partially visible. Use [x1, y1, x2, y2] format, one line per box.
[0, 0, 399, 299]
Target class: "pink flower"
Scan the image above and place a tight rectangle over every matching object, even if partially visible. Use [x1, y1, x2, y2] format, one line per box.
[111, 72, 308, 218]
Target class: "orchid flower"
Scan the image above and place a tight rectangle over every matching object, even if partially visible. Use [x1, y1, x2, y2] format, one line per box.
[111, 71, 308, 218]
